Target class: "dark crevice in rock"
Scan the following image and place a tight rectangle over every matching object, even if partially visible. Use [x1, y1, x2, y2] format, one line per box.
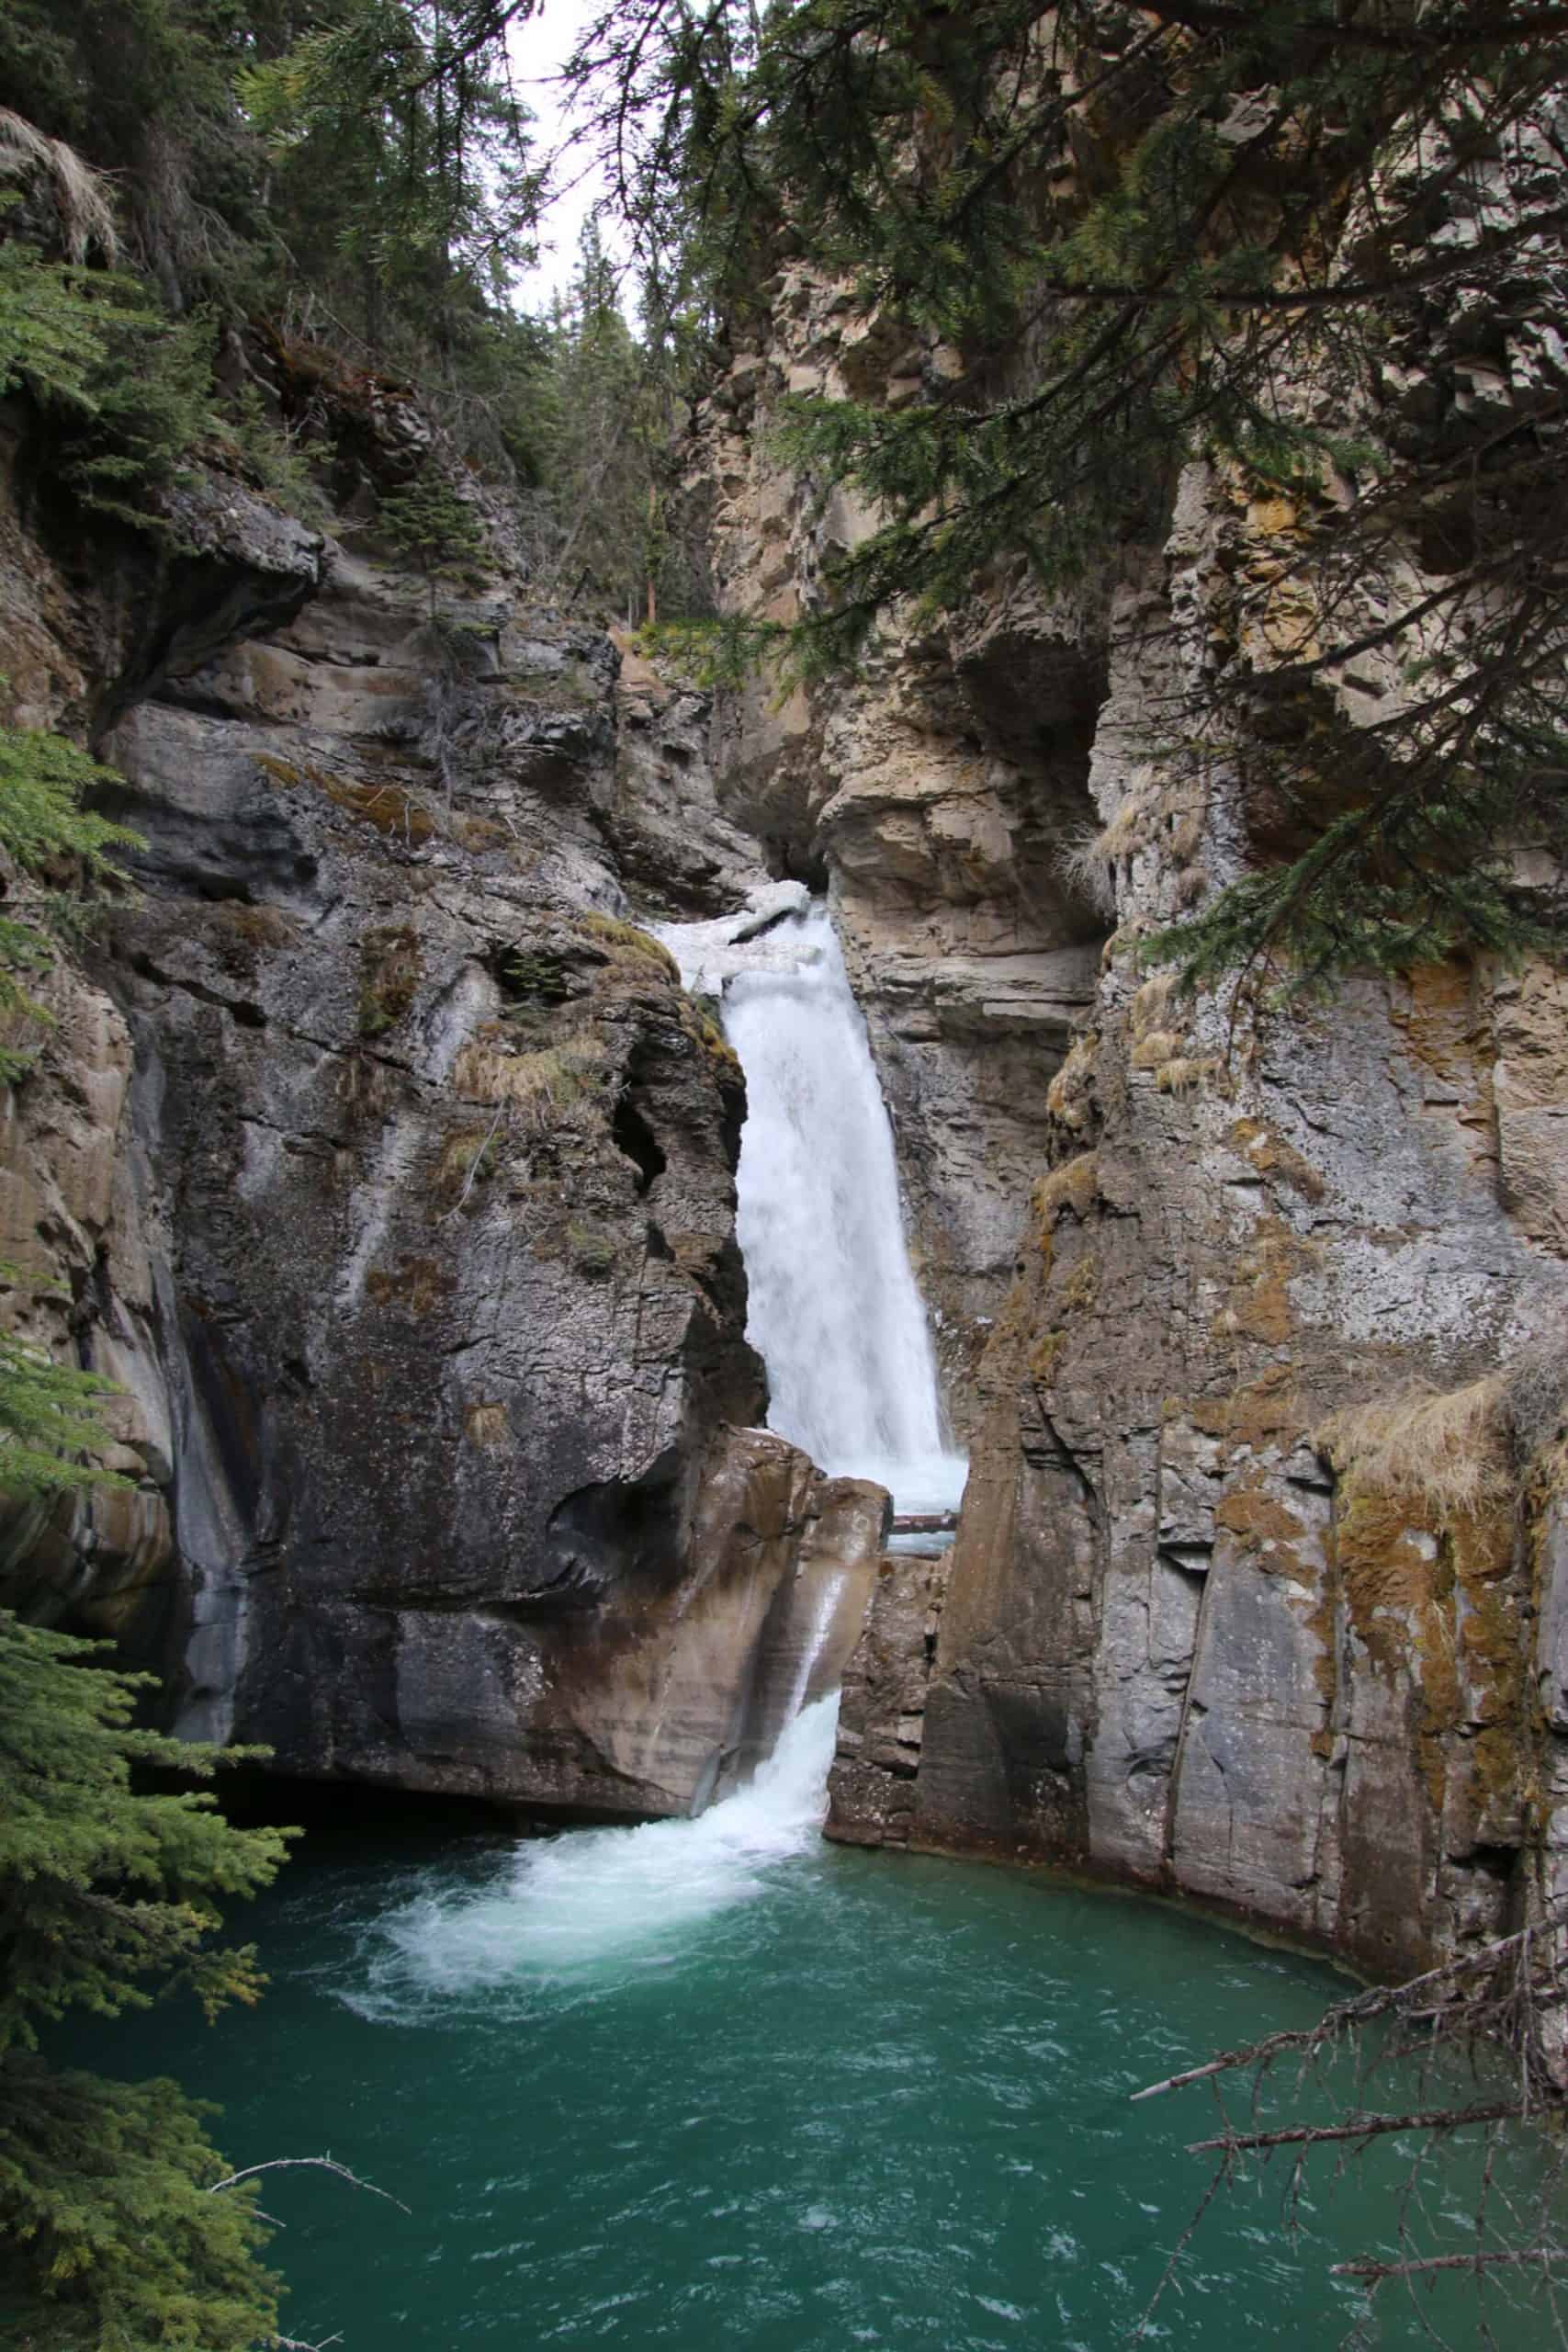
[126, 950, 268, 1027]
[612, 1089, 667, 1195]
[545, 1448, 686, 1606]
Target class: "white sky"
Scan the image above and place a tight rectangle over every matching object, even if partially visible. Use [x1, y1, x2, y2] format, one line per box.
[505, 0, 635, 312]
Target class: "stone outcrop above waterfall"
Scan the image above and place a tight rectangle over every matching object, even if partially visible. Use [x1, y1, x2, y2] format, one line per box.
[700, 219, 1568, 1969]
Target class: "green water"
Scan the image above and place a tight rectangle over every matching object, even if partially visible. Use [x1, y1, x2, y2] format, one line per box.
[87, 1705, 1546, 2351]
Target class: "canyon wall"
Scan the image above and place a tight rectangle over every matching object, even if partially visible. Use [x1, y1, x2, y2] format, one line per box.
[694, 213, 1568, 1972]
[0, 393, 885, 1819]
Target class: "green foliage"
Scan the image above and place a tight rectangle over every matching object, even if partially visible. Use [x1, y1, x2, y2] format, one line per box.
[525, 221, 713, 622]
[62, 307, 220, 526]
[1, 2065, 278, 2352]
[377, 466, 487, 608]
[227, 384, 330, 528]
[1145, 719, 1568, 999]
[0, 229, 141, 414]
[0, 718, 140, 1080]
[0, 1611, 292, 2347]
[239, 0, 539, 351]
[0, 1315, 126, 1499]
[0, 1614, 289, 2055]
[0, 212, 218, 528]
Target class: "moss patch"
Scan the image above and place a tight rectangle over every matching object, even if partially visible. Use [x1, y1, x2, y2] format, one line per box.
[453, 1025, 604, 1126]
[1213, 1216, 1313, 1347]
[1046, 1031, 1098, 1134]
[463, 1400, 510, 1448]
[1189, 1363, 1305, 1453]
[432, 1125, 501, 1211]
[366, 1254, 456, 1317]
[1215, 1479, 1313, 1578]
[579, 911, 680, 979]
[1032, 1152, 1100, 1238]
[358, 926, 423, 1036]
[1227, 1116, 1325, 1204]
[221, 904, 299, 951]
[566, 1219, 617, 1276]
[326, 775, 438, 844]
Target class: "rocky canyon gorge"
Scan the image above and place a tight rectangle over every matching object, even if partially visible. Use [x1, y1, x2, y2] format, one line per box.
[4, 46, 1568, 2007]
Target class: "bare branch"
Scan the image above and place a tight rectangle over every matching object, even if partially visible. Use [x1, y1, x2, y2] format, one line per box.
[207, 2155, 411, 2213]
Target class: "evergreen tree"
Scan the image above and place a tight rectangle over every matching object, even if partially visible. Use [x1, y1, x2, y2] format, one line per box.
[564, 0, 1568, 989]
[0, 1614, 291, 2352]
[526, 221, 704, 621]
[0, 702, 293, 2348]
[0, 718, 141, 1079]
[378, 462, 488, 609]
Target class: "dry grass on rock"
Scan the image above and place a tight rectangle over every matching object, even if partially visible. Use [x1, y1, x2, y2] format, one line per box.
[1319, 1343, 1568, 1526]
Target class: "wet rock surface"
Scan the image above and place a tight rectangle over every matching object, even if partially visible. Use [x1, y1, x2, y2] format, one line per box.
[0, 434, 898, 1814]
[707, 219, 1568, 1966]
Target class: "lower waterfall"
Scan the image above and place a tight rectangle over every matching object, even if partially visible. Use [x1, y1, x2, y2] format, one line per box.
[77, 906, 1535, 2347]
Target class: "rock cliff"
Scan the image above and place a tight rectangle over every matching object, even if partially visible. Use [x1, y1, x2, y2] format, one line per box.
[690, 205, 1568, 1971]
[0, 394, 886, 1818]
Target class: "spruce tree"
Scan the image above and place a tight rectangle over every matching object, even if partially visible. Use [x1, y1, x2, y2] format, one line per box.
[0, 1616, 291, 2352]
[0, 707, 293, 2348]
[565, 0, 1568, 989]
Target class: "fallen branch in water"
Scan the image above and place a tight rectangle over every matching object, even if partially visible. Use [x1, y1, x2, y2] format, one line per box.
[1186, 2099, 1517, 2154]
[1129, 1894, 1568, 2344]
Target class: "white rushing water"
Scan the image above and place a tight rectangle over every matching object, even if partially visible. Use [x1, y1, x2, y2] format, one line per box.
[356, 1698, 841, 2003]
[660, 892, 966, 1521]
[356, 892, 965, 2005]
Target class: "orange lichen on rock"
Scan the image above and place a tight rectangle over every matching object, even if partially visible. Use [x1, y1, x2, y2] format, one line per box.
[1213, 1216, 1314, 1347]
[1227, 1116, 1325, 1204]
[1215, 1478, 1313, 1578]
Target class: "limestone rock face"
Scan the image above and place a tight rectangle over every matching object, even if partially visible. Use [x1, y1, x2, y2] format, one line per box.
[822, 483, 1566, 1972]
[0, 421, 893, 1815]
[702, 209, 1568, 1967]
[0, 435, 322, 1659]
[826, 1544, 951, 1849]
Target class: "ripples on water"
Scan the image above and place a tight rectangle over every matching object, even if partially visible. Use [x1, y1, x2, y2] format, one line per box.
[79, 1698, 1552, 2352]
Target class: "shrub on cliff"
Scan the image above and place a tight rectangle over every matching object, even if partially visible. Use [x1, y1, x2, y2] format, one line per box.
[0, 718, 140, 1079]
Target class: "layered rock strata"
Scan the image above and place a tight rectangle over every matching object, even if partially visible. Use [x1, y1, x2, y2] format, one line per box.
[700, 187, 1568, 1969]
[0, 416, 886, 1815]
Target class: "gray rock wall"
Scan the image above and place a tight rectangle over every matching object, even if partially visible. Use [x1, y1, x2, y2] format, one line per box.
[0, 420, 888, 1817]
[699, 207, 1568, 1970]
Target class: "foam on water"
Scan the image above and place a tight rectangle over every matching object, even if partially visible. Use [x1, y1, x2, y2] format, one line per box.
[354, 1699, 841, 2012]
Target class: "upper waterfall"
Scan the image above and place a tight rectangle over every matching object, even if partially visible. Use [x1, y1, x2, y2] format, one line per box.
[658, 889, 965, 1520]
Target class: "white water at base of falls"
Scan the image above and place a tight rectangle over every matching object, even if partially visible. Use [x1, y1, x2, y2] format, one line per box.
[659, 893, 966, 1522]
[355, 892, 970, 1984]
[356, 1698, 842, 2002]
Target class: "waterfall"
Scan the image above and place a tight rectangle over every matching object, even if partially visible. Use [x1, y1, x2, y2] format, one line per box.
[659, 890, 966, 1521]
[364, 892, 962, 1982]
